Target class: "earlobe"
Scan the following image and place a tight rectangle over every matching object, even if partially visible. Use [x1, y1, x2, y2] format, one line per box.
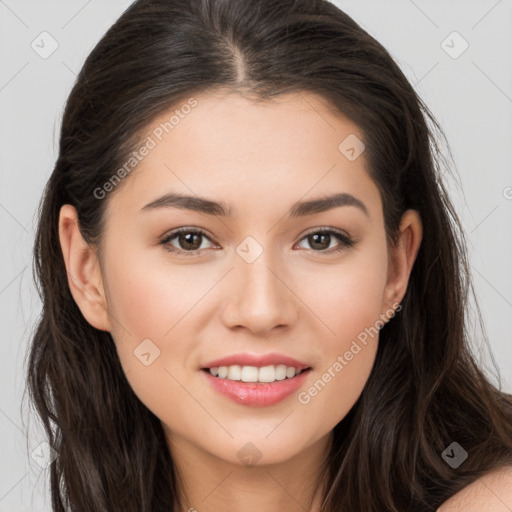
[58, 204, 111, 332]
[383, 209, 423, 311]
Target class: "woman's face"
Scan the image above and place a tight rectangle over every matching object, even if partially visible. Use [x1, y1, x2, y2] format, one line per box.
[68, 89, 419, 468]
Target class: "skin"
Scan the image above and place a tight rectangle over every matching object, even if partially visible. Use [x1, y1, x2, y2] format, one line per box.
[437, 466, 512, 511]
[59, 89, 424, 511]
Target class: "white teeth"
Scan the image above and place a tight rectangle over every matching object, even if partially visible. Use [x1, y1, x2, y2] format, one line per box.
[208, 364, 304, 383]
[227, 365, 241, 380]
[286, 366, 296, 379]
[260, 365, 280, 382]
[241, 365, 259, 382]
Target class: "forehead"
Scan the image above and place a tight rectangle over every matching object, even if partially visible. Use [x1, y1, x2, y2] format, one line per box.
[104, 89, 380, 219]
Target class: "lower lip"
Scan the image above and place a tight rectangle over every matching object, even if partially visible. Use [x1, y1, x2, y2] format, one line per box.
[201, 368, 312, 407]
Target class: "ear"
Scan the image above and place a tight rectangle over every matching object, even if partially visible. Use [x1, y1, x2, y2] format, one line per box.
[58, 204, 111, 332]
[382, 209, 423, 314]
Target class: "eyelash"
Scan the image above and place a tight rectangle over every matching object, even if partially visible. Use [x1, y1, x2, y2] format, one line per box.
[159, 226, 355, 256]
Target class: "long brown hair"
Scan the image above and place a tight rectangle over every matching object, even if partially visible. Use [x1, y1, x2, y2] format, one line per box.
[24, 0, 512, 510]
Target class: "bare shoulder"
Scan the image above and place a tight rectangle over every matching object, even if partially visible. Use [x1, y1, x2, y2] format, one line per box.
[437, 465, 512, 512]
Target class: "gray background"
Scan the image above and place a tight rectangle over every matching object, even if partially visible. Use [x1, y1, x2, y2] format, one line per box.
[1, 1, 511, 510]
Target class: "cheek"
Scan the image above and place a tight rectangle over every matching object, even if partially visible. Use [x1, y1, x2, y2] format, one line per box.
[298, 288, 382, 436]
[101, 249, 207, 417]
[101, 246, 208, 380]
[103, 246, 213, 340]
[296, 250, 387, 425]
[101, 244, 235, 410]
[305, 248, 388, 346]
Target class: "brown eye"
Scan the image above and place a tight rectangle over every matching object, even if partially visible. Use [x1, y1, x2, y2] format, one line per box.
[176, 232, 202, 250]
[160, 228, 215, 254]
[307, 233, 331, 250]
[296, 229, 354, 253]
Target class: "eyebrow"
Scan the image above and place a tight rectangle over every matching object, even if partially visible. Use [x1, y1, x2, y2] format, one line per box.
[140, 191, 369, 218]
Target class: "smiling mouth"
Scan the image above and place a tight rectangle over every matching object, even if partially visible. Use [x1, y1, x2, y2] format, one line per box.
[201, 365, 312, 384]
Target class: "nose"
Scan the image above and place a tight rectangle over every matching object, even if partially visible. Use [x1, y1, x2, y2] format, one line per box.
[221, 246, 298, 335]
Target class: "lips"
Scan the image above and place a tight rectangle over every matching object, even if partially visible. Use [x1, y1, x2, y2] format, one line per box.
[202, 367, 311, 407]
[201, 352, 311, 371]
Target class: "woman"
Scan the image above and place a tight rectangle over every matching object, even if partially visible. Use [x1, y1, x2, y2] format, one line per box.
[26, 0, 512, 510]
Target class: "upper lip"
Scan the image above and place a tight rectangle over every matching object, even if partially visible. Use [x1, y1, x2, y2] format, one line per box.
[201, 352, 311, 371]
